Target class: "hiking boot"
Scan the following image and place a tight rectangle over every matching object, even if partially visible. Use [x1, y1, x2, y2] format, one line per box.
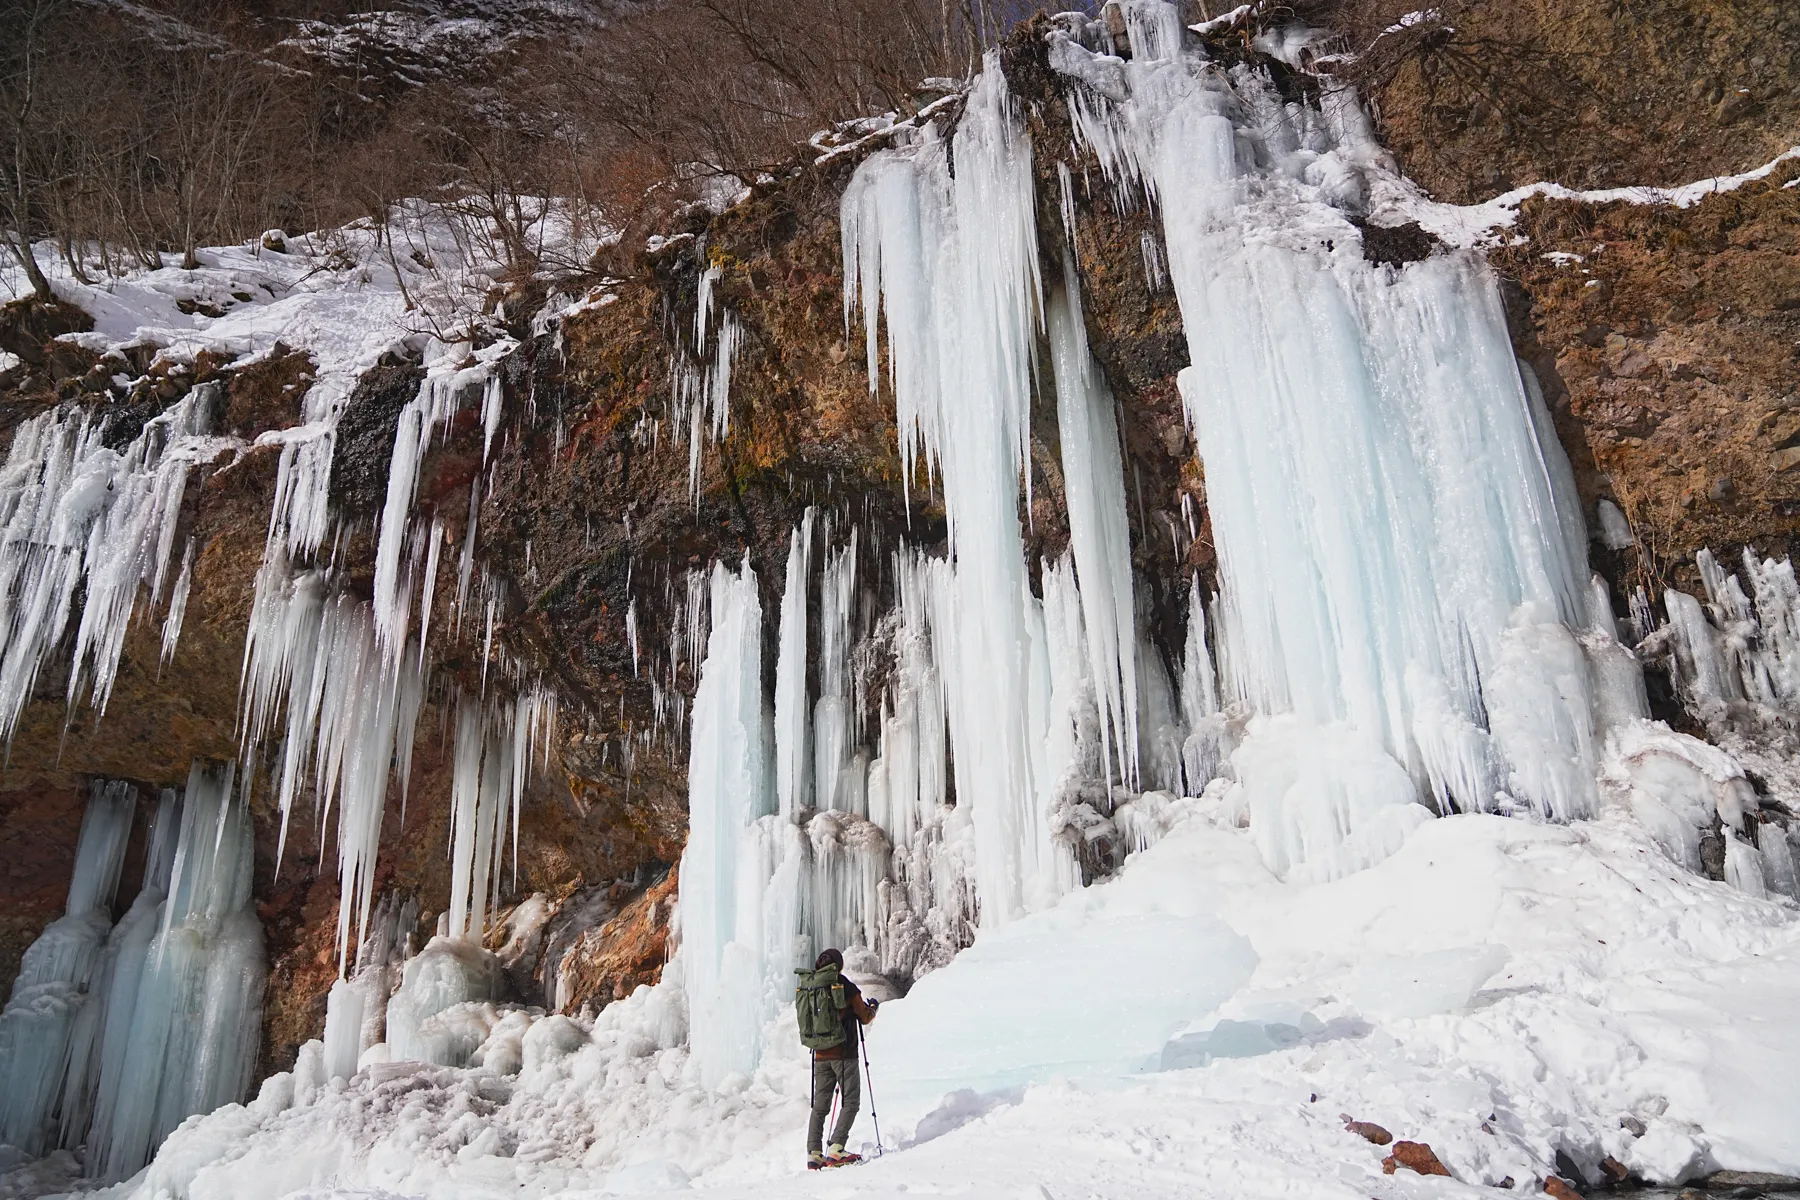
[807, 1151, 828, 1170]
[825, 1144, 861, 1165]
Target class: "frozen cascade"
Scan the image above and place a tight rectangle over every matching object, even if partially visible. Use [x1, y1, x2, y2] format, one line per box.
[90, 762, 265, 1182]
[841, 57, 1064, 926]
[0, 388, 235, 746]
[1049, 16, 1620, 873]
[0, 780, 135, 1155]
[680, 562, 776, 1088]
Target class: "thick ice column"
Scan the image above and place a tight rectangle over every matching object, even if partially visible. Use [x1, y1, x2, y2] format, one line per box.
[65, 791, 178, 1154]
[680, 562, 776, 1088]
[1046, 260, 1140, 787]
[814, 530, 858, 812]
[0, 780, 136, 1156]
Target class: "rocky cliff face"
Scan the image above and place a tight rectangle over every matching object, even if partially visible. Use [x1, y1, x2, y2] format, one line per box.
[1, 0, 1795, 1086]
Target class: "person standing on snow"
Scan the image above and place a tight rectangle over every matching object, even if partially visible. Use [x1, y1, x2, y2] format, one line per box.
[794, 947, 878, 1168]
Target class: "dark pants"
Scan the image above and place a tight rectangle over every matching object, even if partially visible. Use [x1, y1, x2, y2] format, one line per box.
[807, 1053, 861, 1153]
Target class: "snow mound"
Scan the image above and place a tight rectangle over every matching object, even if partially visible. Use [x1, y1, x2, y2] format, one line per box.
[97, 721, 1800, 1200]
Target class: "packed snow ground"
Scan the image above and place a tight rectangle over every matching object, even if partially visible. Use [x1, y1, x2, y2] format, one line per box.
[51, 718, 1795, 1200]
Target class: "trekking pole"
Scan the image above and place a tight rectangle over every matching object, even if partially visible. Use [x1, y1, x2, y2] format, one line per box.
[860, 1032, 884, 1156]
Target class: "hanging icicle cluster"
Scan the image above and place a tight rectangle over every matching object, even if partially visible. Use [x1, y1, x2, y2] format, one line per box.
[0, 387, 232, 746]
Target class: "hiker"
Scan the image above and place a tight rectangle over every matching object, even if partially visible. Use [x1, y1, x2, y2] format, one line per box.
[794, 947, 878, 1168]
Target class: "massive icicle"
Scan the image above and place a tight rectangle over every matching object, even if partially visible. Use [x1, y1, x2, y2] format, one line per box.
[1046, 257, 1141, 787]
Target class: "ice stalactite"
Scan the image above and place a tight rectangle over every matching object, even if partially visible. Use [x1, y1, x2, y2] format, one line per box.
[1046, 258, 1140, 789]
[774, 510, 815, 819]
[372, 348, 510, 661]
[86, 762, 265, 1181]
[673, 263, 743, 503]
[445, 685, 559, 942]
[1179, 578, 1230, 795]
[680, 562, 775, 1088]
[0, 780, 135, 1155]
[0, 388, 234, 745]
[1047, 14, 1627, 876]
[814, 527, 858, 814]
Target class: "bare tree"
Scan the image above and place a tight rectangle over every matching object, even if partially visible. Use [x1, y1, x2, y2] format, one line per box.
[0, 0, 63, 300]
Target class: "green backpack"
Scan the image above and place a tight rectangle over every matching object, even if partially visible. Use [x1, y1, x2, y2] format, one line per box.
[794, 964, 848, 1051]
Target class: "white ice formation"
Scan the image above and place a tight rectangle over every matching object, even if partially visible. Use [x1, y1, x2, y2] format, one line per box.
[0, 765, 264, 1180]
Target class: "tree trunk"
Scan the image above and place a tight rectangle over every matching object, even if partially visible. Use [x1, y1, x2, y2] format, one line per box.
[4, 231, 54, 302]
